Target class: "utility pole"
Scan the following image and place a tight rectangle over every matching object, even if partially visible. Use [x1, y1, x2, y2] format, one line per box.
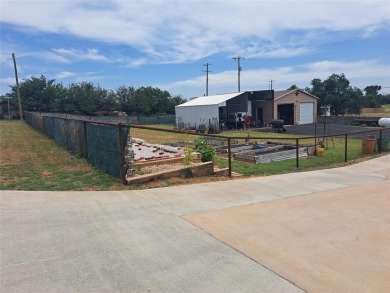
[233, 56, 244, 92]
[269, 80, 276, 90]
[12, 53, 23, 121]
[203, 63, 212, 96]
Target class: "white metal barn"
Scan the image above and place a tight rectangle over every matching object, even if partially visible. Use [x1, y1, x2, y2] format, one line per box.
[175, 92, 248, 132]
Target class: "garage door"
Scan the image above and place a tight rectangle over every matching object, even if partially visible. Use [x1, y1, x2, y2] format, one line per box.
[299, 102, 314, 124]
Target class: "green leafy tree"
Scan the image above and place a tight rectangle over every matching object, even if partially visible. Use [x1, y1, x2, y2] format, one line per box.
[360, 85, 382, 108]
[288, 84, 298, 90]
[98, 90, 119, 114]
[364, 85, 381, 95]
[308, 74, 362, 116]
[65, 82, 104, 115]
[134, 88, 151, 116]
[4, 74, 186, 116]
[146, 87, 170, 114]
[381, 94, 390, 104]
[167, 94, 186, 114]
[9, 75, 66, 112]
[116, 85, 136, 114]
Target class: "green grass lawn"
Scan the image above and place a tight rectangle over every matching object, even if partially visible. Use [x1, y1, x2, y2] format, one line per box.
[0, 120, 127, 191]
[214, 136, 378, 176]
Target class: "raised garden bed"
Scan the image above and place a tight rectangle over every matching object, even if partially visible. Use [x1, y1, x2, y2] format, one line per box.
[230, 142, 316, 164]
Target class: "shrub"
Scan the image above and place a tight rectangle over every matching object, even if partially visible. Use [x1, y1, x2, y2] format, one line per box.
[194, 139, 216, 162]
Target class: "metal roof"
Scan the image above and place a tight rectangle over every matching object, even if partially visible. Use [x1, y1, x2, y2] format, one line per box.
[274, 89, 318, 100]
[176, 92, 244, 107]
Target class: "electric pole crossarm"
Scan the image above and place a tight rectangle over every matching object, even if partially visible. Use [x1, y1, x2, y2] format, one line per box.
[269, 80, 276, 90]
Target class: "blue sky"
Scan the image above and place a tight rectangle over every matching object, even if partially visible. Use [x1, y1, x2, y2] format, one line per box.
[1, 0, 389, 100]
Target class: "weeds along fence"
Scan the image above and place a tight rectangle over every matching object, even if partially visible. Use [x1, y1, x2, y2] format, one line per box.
[131, 125, 390, 177]
[24, 112, 130, 182]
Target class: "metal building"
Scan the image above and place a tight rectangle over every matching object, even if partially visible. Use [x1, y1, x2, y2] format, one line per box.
[175, 89, 318, 132]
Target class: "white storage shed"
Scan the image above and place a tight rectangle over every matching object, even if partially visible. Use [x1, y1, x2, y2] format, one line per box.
[175, 92, 246, 132]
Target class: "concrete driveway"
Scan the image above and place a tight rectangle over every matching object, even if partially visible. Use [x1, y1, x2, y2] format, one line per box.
[1, 155, 389, 292]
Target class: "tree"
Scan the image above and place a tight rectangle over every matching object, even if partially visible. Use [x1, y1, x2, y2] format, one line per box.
[308, 74, 362, 116]
[3, 74, 187, 116]
[116, 85, 136, 114]
[134, 88, 151, 116]
[288, 84, 298, 90]
[65, 82, 105, 115]
[167, 95, 186, 114]
[360, 85, 383, 108]
[98, 90, 119, 114]
[381, 94, 390, 105]
[364, 85, 381, 95]
[9, 75, 66, 112]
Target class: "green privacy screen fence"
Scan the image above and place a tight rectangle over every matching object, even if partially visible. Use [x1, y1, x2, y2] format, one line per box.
[86, 123, 129, 178]
[24, 112, 130, 181]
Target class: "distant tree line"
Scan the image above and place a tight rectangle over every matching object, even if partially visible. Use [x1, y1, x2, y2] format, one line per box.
[3, 75, 186, 116]
[303, 73, 389, 116]
[2, 73, 389, 117]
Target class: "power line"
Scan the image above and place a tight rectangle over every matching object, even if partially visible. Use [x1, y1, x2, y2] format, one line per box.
[239, 71, 256, 92]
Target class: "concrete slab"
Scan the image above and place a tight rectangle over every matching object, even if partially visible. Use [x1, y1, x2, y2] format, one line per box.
[185, 181, 390, 293]
[1, 192, 304, 293]
[1, 155, 389, 292]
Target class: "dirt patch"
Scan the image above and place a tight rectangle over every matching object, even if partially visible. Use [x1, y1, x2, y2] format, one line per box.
[61, 166, 92, 172]
[0, 151, 30, 166]
[40, 170, 53, 177]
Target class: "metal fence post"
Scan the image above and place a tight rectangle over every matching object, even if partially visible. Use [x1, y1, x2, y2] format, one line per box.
[83, 121, 88, 159]
[345, 134, 348, 162]
[118, 123, 127, 185]
[228, 137, 232, 176]
[296, 138, 299, 168]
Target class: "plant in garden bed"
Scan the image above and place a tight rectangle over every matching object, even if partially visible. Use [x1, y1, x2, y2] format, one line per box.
[182, 146, 194, 177]
[183, 146, 193, 166]
[194, 139, 216, 162]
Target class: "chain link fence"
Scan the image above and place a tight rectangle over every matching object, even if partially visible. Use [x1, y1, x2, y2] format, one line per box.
[130, 125, 390, 178]
[24, 112, 129, 180]
[23, 111, 390, 184]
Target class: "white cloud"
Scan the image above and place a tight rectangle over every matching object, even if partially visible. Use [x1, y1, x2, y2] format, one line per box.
[23, 51, 71, 64]
[52, 48, 109, 62]
[162, 59, 390, 98]
[54, 71, 77, 79]
[2, 0, 389, 64]
[0, 77, 17, 88]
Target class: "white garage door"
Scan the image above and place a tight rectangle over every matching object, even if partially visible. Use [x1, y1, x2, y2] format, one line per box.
[299, 102, 314, 124]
